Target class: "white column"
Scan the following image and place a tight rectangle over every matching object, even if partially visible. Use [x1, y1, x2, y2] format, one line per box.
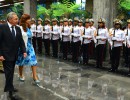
[24, 0, 37, 19]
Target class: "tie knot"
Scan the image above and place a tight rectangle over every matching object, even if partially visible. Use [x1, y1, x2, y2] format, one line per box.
[11, 26, 14, 29]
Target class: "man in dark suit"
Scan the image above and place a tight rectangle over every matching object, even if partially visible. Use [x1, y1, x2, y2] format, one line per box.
[0, 12, 27, 100]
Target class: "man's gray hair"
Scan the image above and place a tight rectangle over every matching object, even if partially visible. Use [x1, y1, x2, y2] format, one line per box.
[7, 12, 17, 21]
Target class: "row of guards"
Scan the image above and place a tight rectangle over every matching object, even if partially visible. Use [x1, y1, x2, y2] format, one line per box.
[0, 17, 130, 75]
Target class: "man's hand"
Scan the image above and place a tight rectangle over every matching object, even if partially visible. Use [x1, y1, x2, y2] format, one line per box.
[23, 53, 27, 58]
[0, 56, 5, 61]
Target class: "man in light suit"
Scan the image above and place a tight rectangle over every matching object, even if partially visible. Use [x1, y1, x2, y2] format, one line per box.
[0, 12, 27, 100]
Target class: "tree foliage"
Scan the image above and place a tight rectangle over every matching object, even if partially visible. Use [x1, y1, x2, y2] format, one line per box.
[37, 0, 90, 19]
[11, 4, 23, 18]
[118, 0, 130, 10]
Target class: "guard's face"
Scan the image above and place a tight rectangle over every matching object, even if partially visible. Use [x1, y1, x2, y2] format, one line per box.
[38, 20, 42, 25]
[9, 14, 19, 26]
[74, 21, 78, 25]
[45, 21, 48, 25]
[85, 22, 90, 27]
[53, 21, 57, 25]
[98, 22, 104, 27]
[31, 20, 35, 24]
[115, 24, 120, 29]
[69, 21, 72, 25]
[60, 22, 63, 26]
[128, 23, 130, 28]
[89, 22, 94, 26]
[79, 22, 83, 26]
[64, 21, 68, 26]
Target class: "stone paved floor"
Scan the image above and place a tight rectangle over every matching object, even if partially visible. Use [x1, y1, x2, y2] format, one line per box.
[0, 55, 130, 100]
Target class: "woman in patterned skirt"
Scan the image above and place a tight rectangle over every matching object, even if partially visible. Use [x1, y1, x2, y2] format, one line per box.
[16, 14, 40, 84]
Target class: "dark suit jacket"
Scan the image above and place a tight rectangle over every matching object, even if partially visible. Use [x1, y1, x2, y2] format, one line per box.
[0, 23, 26, 61]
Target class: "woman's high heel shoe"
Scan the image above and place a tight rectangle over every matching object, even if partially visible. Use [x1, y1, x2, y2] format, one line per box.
[34, 79, 40, 84]
[19, 76, 25, 82]
[33, 77, 40, 84]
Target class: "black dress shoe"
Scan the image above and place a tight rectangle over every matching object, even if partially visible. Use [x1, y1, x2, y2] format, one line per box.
[9, 92, 22, 100]
[10, 94, 23, 100]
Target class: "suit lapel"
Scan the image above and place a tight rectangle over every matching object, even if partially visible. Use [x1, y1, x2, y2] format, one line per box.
[5, 24, 15, 40]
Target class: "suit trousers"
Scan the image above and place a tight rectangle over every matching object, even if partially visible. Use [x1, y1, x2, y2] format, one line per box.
[2, 61, 15, 92]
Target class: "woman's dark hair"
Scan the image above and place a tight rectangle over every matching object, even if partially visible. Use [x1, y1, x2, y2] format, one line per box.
[20, 14, 31, 32]
[98, 22, 105, 29]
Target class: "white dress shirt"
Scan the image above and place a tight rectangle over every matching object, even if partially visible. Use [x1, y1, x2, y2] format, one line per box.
[82, 27, 93, 44]
[30, 24, 36, 37]
[36, 24, 43, 37]
[95, 28, 108, 45]
[43, 25, 51, 39]
[79, 26, 84, 34]
[110, 29, 125, 47]
[72, 26, 81, 42]
[62, 26, 71, 42]
[19, 26, 28, 48]
[51, 25, 60, 40]
[124, 28, 130, 47]
[59, 25, 63, 39]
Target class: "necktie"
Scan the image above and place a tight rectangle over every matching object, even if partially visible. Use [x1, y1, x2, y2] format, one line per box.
[11, 26, 15, 39]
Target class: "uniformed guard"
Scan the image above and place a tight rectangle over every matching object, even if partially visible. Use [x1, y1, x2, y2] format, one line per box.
[36, 18, 43, 54]
[109, 19, 125, 72]
[62, 18, 71, 60]
[51, 18, 60, 58]
[124, 19, 130, 75]
[68, 19, 73, 54]
[82, 19, 93, 65]
[71, 17, 81, 63]
[30, 18, 37, 52]
[89, 18, 96, 57]
[94, 18, 108, 68]
[79, 19, 84, 32]
[43, 18, 51, 56]
[79, 19, 84, 56]
[59, 19, 64, 53]
[68, 19, 73, 29]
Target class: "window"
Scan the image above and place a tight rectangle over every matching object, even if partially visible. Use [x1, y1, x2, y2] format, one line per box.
[76, 0, 86, 10]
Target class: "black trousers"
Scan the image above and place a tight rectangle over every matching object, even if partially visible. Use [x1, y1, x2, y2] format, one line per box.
[109, 45, 112, 62]
[2, 61, 15, 92]
[32, 36, 36, 52]
[124, 46, 129, 65]
[62, 41, 69, 59]
[126, 48, 130, 70]
[82, 43, 90, 64]
[43, 39, 50, 55]
[96, 44, 105, 67]
[59, 40, 63, 53]
[37, 37, 42, 54]
[111, 46, 121, 70]
[72, 41, 81, 62]
[51, 40, 58, 57]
